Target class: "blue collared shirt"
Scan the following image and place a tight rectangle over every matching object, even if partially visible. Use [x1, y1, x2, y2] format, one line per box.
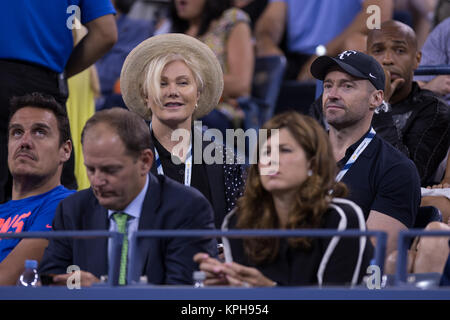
[107, 175, 149, 282]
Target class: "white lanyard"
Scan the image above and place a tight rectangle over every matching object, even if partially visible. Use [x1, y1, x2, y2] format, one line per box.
[335, 127, 376, 182]
[150, 123, 193, 186]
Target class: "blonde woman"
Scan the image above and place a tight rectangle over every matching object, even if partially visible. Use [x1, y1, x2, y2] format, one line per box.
[120, 33, 246, 228]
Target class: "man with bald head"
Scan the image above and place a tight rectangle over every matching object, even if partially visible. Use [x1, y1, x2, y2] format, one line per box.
[367, 20, 450, 187]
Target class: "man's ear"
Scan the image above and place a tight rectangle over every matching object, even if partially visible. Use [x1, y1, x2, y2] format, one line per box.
[60, 140, 72, 164]
[369, 89, 384, 111]
[414, 51, 422, 70]
[140, 149, 154, 176]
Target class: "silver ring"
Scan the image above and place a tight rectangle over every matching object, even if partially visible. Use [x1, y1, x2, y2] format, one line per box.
[242, 281, 251, 288]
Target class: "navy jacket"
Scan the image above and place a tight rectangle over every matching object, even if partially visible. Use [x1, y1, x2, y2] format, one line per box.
[39, 174, 217, 285]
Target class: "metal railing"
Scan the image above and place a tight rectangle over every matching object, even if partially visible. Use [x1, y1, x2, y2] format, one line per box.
[395, 229, 450, 285]
[10, 228, 448, 287]
[414, 65, 450, 75]
[128, 229, 387, 284]
[0, 231, 123, 286]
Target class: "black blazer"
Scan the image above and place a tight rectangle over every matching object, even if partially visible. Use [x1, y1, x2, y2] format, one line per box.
[150, 128, 246, 228]
[39, 174, 217, 285]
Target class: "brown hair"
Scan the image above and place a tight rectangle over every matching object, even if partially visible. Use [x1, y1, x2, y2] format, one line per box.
[236, 112, 347, 264]
[81, 107, 151, 158]
[9, 92, 71, 147]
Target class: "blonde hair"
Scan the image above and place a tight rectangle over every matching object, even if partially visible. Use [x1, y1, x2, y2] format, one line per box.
[142, 53, 204, 108]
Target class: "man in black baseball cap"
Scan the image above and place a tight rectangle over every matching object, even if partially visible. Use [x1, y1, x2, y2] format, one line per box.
[309, 50, 389, 130]
[310, 50, 386, 134]
[309, 50, 421, 261]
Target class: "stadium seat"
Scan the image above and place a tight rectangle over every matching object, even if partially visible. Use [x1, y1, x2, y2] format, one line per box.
[274, 80, 316, 116]
[239, 55, 286, 131]
[414, 206, 443, 229]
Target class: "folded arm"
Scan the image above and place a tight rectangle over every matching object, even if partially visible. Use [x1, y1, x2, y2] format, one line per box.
[65, 14, 117, 78]
[0, 239, 49, 286]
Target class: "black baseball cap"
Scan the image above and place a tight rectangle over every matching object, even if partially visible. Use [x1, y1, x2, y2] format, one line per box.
[311, 50, 385, 91]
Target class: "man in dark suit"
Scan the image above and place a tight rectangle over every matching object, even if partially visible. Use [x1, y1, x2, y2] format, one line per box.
[39, 108, 217, 286]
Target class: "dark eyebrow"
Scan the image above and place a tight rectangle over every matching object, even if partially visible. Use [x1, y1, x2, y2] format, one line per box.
[323, 79, 336, 85]
[8, 123, 23, 131]
[33, 122, 51, 128]
[31, 123, 52, 131]
[340, 79, 357, 84]
[8, 122, 52, 131]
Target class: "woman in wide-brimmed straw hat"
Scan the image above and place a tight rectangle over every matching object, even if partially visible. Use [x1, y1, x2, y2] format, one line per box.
[156, 0, 254, 133]
[120, 33, 246, 229]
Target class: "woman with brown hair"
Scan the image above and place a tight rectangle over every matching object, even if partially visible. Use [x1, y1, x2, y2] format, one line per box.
[194, 112, 373, 286]
[120, 33, 246, 229]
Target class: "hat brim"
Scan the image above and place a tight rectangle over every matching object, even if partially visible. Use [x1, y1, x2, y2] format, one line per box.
[311, 56, 367, 81]
[120, 33, 224, 121]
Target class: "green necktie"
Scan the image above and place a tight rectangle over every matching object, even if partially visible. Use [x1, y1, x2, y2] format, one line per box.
[113, 212, 129, 285]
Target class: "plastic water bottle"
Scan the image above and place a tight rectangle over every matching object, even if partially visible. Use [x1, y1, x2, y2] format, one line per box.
[193, 271, 206, 288]
[17, 260, 39, 287]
